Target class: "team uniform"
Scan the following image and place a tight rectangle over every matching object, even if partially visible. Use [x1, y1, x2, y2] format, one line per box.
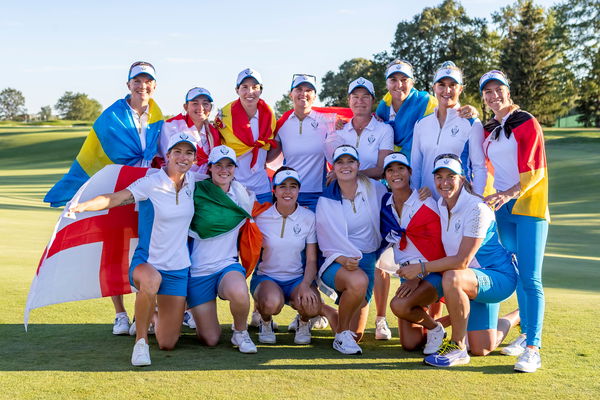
[187, 181, 254, 307]
[483, 109, 549, 348]
[159, 114, 221, 174]
[326, 117, 394, 170]
[434, 188, 518, 330]
[316, 177, 388, 303]
[275, 111, 336, 210]
[411, 105, 486, 199]
[251, 204, 317, 302]
[127, 168, 195, 296]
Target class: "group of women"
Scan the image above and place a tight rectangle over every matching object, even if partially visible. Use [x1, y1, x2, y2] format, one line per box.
[56, 60, 549, 373]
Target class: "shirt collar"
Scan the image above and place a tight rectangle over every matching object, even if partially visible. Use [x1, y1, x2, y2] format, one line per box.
[158, 168, 191, 189]
[345, 116, 376, 133]
[438, 186, 470, 214]
[289, 110, 317, 122]
[127, 102, 149, 117]
[272, 203, 300, 221]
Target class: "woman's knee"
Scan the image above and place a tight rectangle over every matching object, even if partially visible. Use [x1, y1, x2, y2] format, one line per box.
[343, 271, 368, 294]
[441, 270, 464, 293]
[257, 295, 284, 316]
[158, 335, 179, 351]
[197, 329, 221, 347]
[390, 296, 412, 318]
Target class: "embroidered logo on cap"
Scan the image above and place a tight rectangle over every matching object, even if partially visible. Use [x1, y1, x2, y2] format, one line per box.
[220, 147, 229, 155]
[357, 78, 365, 85]
[443, 159, 450, 165]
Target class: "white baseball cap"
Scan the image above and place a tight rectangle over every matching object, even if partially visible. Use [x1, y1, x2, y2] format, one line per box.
[479, 70, 510, 94]
[167, 133, 197, 152]
[273, 169, 301, 187]
[291, 74, 317, 92]
[432, 155, 463, 175]
[333, 145, 359, 163]
[383, 153, 411, 171]
[186, 87, 213, 103]
[208, 145, 237, 166]
[128, 62, 156, 81]
[348, 77, 375, 97]
[385, 61, 414, 79]
[433, 61, 463, 85]
[236, 68, 263, 88]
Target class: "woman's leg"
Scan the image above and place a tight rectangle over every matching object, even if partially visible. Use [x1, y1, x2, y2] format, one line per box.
[132, 263, 162, 342]
[441, 269, 479, 348]
[218, 270, 251, 331]
[334, 268, 368, 333]
[290, 285, 322, 320]
[190, 300, 221, 346]
[350, 301, 369, 341]
[253, 280, 285, 322]
[155, 295, 186, 350]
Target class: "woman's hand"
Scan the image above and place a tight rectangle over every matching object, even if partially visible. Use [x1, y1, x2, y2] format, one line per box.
[337, 256, 360, 271]
[417, 186, 431, 201]
[458, 105, 479, 119]
[484, 184, 520, 210]
[69, 202, 88, 214]
[398, 263, 421, 280]
[296, 282, 319, 308]
[335, 118, 347, 130]
[395, 278, 420, 298]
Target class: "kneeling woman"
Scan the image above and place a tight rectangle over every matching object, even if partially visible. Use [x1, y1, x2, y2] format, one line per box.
[252, 167, 330, 345]
[186, 145, 258, 354]
[397, 154, 518, 367]
[70, 134, 198, 366]
[316, 145, 387, 354]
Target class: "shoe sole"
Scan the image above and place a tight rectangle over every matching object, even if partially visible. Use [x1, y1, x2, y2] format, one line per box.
[375, 335, 391, 340]
[501, 347, 525, 356]
[113, 329, 130, 335]
[294, 338, 311, 345]
[514, 363, 541, 373]
[424, 356, 470, 367]
[131, 360, 151, 367]
[333, 345, 362, 355]
[258, 338, 276, 344]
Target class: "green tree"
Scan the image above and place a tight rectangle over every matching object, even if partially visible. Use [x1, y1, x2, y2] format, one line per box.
[55, 91, 102, 120]
[274, 93, 293, 119]
[320, 58, 384, 107]
[494, 0, 575, 125]
[576, 48, 600, 127]
[0, 88, 27, 120]
[38, 105, 52, 121]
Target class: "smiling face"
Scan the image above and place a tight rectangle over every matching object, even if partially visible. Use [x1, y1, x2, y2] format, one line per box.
[209, 159, 236, 188]
[434, 168, 463, 201]
[348, 87, 374, 117]
[433, 77, 463, 109]
[236, 77, 262, 109]
[386, 73, 413, 104]
[166, 142, 196, 175]
[274, 178, 300, 206]
[184, 95, 212, 125]
[482, 81, 511, 113]
[127, 74, 156, 104]
[384, 162, 411, 191]
[333, 154, 359, 182]
[290, 83, 316, 110]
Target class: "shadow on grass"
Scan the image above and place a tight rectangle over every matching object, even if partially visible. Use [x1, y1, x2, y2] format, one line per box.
[0, 324, 518, 373]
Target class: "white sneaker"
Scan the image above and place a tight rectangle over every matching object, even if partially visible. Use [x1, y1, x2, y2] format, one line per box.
[310, 315, 329, 330]
[131, 338, 151, 366]
[375, 317, 392, 340]
[423, 322, 446, 355]
[258, 319, 276, 344]
[128, 320, 155, 336]
[112, 315, 130, 335]
[249, 311, 261, 328]
[333, 330, 362, 355]
[501, 334, 527, 356]
[288, 314, 300, 332]
[514, 347, 541, 373]
[294, 319, 312, 345]
[183, 310, 196, 329]
[231, 330, 258, 354]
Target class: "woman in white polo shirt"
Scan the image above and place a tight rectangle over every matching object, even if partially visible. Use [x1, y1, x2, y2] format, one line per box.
[317, 145, 387, 355]
[70, 133, 198, 367]
[186, 145, 258, 354]
[252, 167, 334, 345]
[326, 77, 394, 179]
[410, 62, 487, 201]
[397, 154, 518, 368]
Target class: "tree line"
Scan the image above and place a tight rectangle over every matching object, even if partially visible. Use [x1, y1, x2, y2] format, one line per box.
[277, 0, 599, 127]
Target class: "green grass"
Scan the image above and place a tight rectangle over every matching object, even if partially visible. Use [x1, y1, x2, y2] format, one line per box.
[1, 127, 599, 399]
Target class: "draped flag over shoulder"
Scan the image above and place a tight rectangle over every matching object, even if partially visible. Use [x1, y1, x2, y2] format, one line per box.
[25, 165, 154, 328]
[376, 88, 437, 157]
[214, 99, 276, 168]
[44, 97, 164, 207]
[189, 180, 270, 277]
[483, 110, 550, 221]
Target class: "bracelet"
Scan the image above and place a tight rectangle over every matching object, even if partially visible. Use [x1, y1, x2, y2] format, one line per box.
[418, 261, 427, 279]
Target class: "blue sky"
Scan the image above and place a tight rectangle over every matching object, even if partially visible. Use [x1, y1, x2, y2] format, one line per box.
[0, 0, 558, 116]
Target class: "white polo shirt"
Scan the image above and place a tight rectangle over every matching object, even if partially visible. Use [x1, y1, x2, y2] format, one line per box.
[386, 190, 438, 264]
[276, 110, 336, 193]
[189, 184, 245, 277]
[159, 116, 211, 174]
[255, 204, 317, 281]
[483, 113, 520, 191]
[127, 168, 195, 271]
[411, 105, 486, 199]
[127, 102, 149, 166]
[326, 116, 394, 169]
[234, 113, 271, 195]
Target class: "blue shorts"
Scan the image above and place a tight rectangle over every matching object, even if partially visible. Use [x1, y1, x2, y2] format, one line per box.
[129, 264, 189, 297]
[250, 274, 304, 304]
[298, 192, 321, 212]
[320, 252, 376, 304]
[255, 192, 273, 204]
[187, 263, 246, 308]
